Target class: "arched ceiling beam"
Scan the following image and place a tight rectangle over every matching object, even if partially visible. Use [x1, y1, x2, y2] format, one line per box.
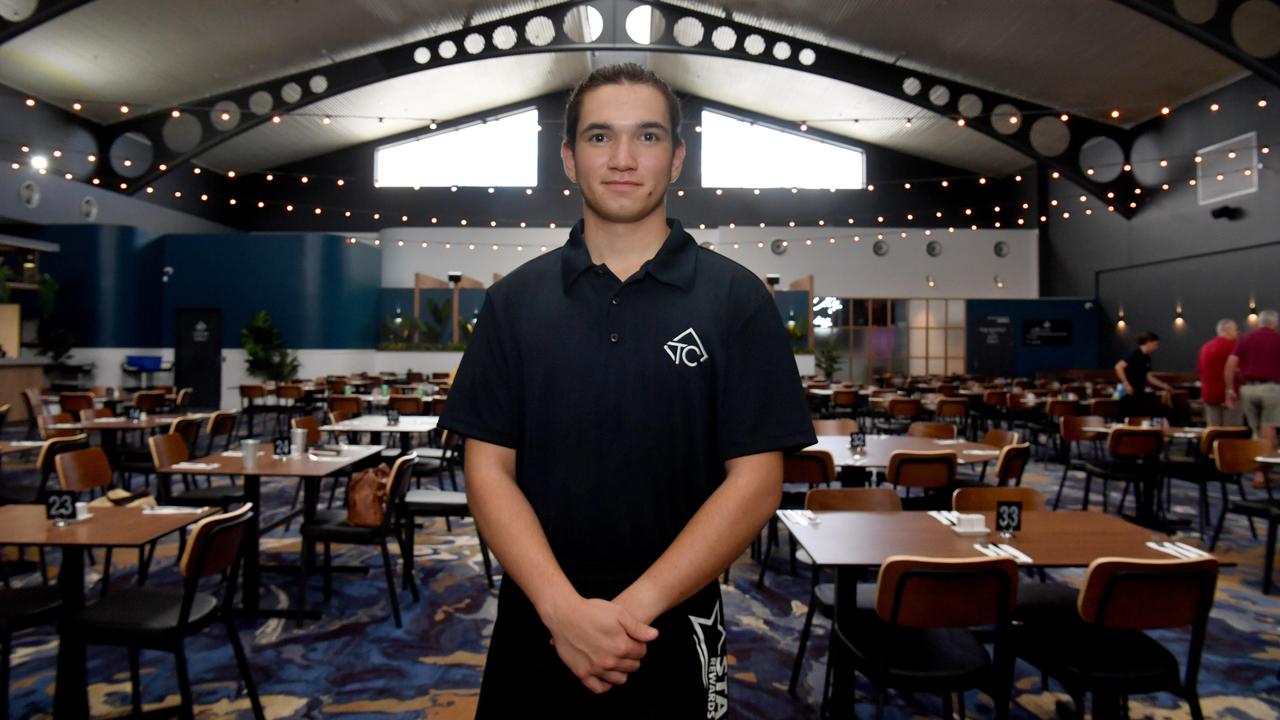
[0, 0, 97, 44]
[1114, 0, 1280, 90]
[86, 0, 1142, 216]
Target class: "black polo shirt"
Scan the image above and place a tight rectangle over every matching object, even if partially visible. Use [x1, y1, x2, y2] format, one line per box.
[440, 218, 815, 569]
[1123, 347, 1152, 395]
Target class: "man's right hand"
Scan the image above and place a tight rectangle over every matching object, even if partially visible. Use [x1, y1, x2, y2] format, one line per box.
[1124, 383, 1134, 395]
[541, 594, 659, 693]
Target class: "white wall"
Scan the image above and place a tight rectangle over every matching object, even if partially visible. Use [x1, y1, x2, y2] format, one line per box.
[375, 224, 1038, 298]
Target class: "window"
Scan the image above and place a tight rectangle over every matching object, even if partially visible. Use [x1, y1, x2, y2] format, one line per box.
[374, 108, 538, 187]
[700, 110, 865, 189]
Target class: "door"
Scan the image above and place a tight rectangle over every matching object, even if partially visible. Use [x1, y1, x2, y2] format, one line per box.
[175, 308, 222, 410]
[969, 314, 1014, 377]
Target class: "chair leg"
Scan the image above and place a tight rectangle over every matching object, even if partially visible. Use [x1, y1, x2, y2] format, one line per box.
[296, 537, 311, 626]
[284, 482, 304, 533]
[1186, 690, 1205, 720]
[1081, 471, 1093, 511]
[323, 542, 333, 602]
[478, 531, 495, 589]
[1265, 518, 1278, 595]
[789, 574, 820, 695]
[128, 645, 143, 716]
[1235, 480, 1259, 539]
[1054, 459, 1072, 510]
[174, 642, 195, 720]
[2, 631, 11, 720]
[380, 538, 403, 628]
[756, 519, 776, 589]
[225, 619, 266, 720]
[100, 548, 113, 601]
[399, 527, 420, 603]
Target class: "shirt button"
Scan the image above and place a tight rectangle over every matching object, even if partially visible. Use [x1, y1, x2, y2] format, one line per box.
[610, 297, 620, 305]
[610, 333, 619, 343]
[595, 267, 607, 276]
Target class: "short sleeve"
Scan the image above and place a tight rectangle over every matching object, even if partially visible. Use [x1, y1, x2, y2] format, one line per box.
[716, 292, 817, 460]
[438, 293, 520, 448]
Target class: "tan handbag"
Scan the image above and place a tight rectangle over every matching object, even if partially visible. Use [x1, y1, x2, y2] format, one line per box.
[346, 463, 392, 527]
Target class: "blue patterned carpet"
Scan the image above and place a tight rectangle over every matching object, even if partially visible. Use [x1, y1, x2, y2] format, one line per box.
[5, 452, 1280, 719]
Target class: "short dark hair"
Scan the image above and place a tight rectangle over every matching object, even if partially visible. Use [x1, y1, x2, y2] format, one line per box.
[1136, 332, 1160, 345]
[563, 63, 682, 150]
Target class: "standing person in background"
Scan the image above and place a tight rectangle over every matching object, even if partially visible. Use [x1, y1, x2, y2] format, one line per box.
[1226, 309, 1280, 488]
[1199, 319, 1241, 426]
[1115, 332, 1174, 419]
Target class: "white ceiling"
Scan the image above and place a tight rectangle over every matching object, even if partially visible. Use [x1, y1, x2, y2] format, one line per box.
[0, 0, 1252, 176]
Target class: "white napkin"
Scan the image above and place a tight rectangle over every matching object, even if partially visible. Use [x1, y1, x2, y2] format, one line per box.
[307, 455, 349, 463]
[934, 439, 963, 445]
[171, 461, 220, 470]
[1145, 541, 1211, 559]
[143, 505, 209, 514]
[8, 440, 46, 447]
[962, 449, 999, 456]
[974, 543, 1033, 564]
[220, 451, 243, 457]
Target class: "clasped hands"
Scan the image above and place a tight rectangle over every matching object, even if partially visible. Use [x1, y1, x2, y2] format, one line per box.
[540, 590, 659, 694]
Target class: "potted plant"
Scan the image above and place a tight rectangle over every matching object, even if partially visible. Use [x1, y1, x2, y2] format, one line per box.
[814, 338, 844, 382]
[241, 311, 300, 382]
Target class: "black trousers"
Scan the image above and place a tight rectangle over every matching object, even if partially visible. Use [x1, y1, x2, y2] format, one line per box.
[476, 567, 727, 719]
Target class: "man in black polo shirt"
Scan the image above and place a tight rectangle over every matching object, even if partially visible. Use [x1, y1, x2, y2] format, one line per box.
[439, 64, 815, 717]
[1115, 331, 1174, 417]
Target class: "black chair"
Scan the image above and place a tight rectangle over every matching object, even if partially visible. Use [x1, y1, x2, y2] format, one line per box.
[1, 580, 61, 720]
[1162, 427, 1255, 539]
[401, 486, 496, 588]
[1016, 557, 1218, 720]
[1079, 427, 1164, 517]
[61, 504, 265, 719]
[297, 453, 418, 628]
[825, 555, 1019, 720]
[757, 451, 836, 589]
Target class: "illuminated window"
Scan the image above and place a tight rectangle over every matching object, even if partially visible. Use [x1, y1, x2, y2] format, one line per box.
[374, 108, 538, 187]
[700, 110, 865, 189]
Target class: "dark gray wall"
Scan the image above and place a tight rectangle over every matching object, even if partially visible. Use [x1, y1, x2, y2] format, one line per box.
[1042, 75, 1280, 371]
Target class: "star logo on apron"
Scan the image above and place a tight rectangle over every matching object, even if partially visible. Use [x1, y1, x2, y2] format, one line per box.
[689, 598, 728, 719]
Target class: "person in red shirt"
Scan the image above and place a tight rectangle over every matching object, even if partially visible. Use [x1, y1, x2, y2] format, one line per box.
[1226, 309, 1280, 487]
[1198, 318, 1240, 426]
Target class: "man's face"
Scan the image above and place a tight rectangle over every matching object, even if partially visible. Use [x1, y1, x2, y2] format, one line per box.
[1142, 340, 1160, 354]
[562, 83, 685, 226]
[1223, 322, 1239, 340]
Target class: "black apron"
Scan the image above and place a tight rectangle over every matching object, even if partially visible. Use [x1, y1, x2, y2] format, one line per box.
[476, 561, 727, 720]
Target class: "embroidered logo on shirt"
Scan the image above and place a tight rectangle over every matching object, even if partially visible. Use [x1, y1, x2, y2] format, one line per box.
[689, 599, 728, 719]
[665, 328, 709, 367]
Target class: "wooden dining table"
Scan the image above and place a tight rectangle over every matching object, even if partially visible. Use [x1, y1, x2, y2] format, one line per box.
[804, 434, 1001, 469]
[0, 504, 217, 718]
[321, 414, 439, 450]
[155, 444, 385, 616]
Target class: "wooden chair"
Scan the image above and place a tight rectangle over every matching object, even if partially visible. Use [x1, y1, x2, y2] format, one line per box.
[58, 392, 96, 415]
[79, 407, 113, 422]
[56, 447, 156, 597]
[62, 504, 265, 719]
[952, 486, 1046, 512]
[173, 387, 193, 411]
[827, 556, 1019, 720]
[830, 389, 860, 419]
[758, 451, 837, 589]
[1089, 398, 1122, 422]
[237, 385, 272, 436]
[1, 575, 62, 719]
[990, 443, 1032, 487]
[907, 422, 957, 440]
[789, 488, 901, 697]
[812, 418, 860, 436]
[387, 395, 424, 416]
[37, 412, 77, 440]
[1053, 415, 1106, 510]
[149, 433, 245, 509]
[1209, 438, 1279, 592]
[886, 450, 958, 511]
[405, 371, 425, 383]
[21, 388, 42, 439]
[1081, 427, 1165, 516]
[328, 395, 364, 417]
[934, 397, 970, 438]
[401, 463, 496, 589]
[1163, 426, 1255, 539]
[297, 454, 419, 628]
[132, 390, 166, 414]
[880, 398, 922, 435]
[1016, 557, 1218, 720]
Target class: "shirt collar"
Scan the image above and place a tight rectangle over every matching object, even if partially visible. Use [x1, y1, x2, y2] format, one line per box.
[560, 218, 698, 292]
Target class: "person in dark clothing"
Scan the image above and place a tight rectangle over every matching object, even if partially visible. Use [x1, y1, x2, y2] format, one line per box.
[439, 64, 816, 718]
[1114, 331, 1174, 418]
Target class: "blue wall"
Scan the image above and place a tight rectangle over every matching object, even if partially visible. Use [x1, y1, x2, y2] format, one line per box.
[39, 224, 166, 347]
[966, 298, 1101, 378]
[160, 233, 381, 348]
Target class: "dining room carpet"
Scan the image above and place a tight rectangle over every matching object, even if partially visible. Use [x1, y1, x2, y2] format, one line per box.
[4, 449, 1279, 719]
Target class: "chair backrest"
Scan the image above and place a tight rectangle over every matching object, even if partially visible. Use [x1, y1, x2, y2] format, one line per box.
[1089, 398, 1122, 420]
[982, 390, 1008, 407]
[179, 503, 255, 579]
[326, 378, 348, 394]
[174, 387, 193, 408]
[1078, 557, 1218, 630]
[80, 407, 113, 422]
[806, 487, 902, 512]
[56, 446, 114, 493]
[1199, 426, 1252, 458]
[936, 384, 958, 397]
[405, 371, 425, 383]
[886, 451, 957, 489]
[328, 395, 364, 416]
[1044, 398, 1079, 418]
[37, 433, 90, 492]
[291, 415, 321, 445]
[429, 397, 447, 415]
[133, 390, 166, 412]
[784, 451, 836, 486]
[907, 422, 957, 440]
[812, 418, 860, 436]
[59, 391, 96, 414]
[38, 411, 77, 440]
[1213, 437, 1269, 475]
[168, 415, 203, 450]
[1107, 426, 1164, 459]
[874, 555, 1018, 627]
[22, 387, 41, 416]
[982, 428, 1020, 448]
[206, 410, 238, 439]
[383, 452, 418, 529]
[329, 409, 354, 424]
[239, 384, 267, 402]
[276, 383, 306, 401]
[992, 442, 1032, 487]
[387, 395, 424, 415]
[886, 398, 921, 418]
[1060, 415, 1105, 443]
[831, 389, 859, 407]
[952, 485, 1046, 512]
[934, 397, 969, 418]
[149, 432, 190, 468]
